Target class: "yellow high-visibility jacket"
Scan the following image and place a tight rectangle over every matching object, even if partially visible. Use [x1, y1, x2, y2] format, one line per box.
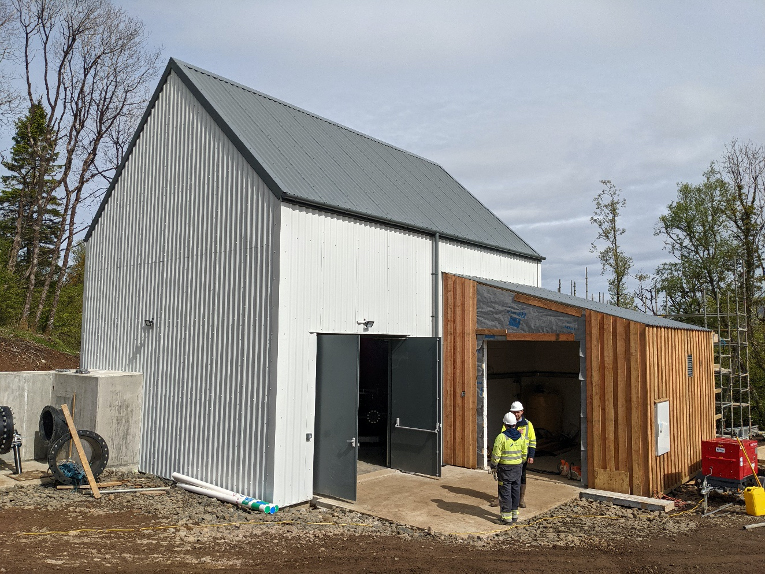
[517, 418, 536, 458]
[502, 418, 537, 459]
[491, 430, 527, 467]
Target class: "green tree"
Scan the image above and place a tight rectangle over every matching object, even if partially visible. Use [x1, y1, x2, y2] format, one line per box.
[0, 102, 61, 329]
[590, 180, 634, 308]
[652, 168, 737, 322]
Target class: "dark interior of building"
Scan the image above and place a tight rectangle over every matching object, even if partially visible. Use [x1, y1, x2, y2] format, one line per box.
[358, 337, 390, 470]
[485, 340, 582, 479]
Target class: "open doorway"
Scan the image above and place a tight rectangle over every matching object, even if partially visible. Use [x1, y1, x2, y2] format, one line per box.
[485, 340, 582, 481]
[358, 337, 390, 473]
[313, 334, 440, 502]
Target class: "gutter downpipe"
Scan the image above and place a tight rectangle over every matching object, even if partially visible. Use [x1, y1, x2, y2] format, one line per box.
[433, 233, 440, 338]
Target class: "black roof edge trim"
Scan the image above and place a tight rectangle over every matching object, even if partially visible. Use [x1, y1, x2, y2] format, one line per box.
[281, 195, 545, 262]
[85, 57, 287, 242]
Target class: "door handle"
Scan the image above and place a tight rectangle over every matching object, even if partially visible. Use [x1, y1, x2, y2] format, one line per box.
[347, 438, 356, 447]
[394, 418, 440, 434]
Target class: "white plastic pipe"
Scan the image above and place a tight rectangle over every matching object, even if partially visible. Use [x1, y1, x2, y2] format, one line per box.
[172, 472, 278, 514]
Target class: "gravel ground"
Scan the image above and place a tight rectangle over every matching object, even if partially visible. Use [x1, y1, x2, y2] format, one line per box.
[0, 469, 749, 549]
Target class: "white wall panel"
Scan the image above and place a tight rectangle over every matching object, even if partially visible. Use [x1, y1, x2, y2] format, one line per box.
[272, 206, 539, 504]
[82, 71, 280, 502]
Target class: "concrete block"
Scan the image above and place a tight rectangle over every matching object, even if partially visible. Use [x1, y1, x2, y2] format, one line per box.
[52, 371, 143, 468]
[0, 372, 54, 463]
[579, 488, 675, 512]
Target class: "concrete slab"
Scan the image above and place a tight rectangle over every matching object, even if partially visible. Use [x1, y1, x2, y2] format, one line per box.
[580, 488, 674, 512]
[314, 465, 582, 536]
[0, 460, 52, 491]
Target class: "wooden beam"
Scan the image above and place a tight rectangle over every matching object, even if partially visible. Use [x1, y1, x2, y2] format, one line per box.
[504, 332, 575, 341]
[60, 404, 101, 499]
[513, 293, 582, 316]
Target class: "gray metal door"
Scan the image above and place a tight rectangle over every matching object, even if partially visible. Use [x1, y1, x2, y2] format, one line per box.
[390, 337, 441, 476]
[313, 335, 359, 501]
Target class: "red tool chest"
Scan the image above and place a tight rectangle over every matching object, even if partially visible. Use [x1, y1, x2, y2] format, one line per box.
[701, 438, 758, 480]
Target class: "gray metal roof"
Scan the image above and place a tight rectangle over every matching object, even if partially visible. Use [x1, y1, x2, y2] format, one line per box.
[86, 59, 542, 260]
[467, 275, 709, 331]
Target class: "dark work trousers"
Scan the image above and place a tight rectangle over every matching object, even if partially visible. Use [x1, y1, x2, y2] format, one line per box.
[497, 464, 523, 514]
[520, 460, 528, 484]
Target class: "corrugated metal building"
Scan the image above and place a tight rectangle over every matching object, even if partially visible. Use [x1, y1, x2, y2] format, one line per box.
[82, 59, 543, 506]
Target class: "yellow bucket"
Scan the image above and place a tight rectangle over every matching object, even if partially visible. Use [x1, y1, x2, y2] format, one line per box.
[744, 486, 765, 516]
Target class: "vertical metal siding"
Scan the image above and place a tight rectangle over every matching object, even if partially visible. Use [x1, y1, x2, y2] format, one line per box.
[439, 239, 540, 291]
[272, 206, 539, 505]
[82, 71, 279, 501]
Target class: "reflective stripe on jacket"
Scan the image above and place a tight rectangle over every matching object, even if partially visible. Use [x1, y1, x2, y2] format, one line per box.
[517, 418, 537, 458]
[491, 431, 527, 466]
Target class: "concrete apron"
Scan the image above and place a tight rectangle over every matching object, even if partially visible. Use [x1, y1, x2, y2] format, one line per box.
[313, 465, 582, 537]
[0, 460, 52, 491]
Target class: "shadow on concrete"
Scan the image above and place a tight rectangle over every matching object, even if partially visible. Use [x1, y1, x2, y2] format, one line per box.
[440, 484, 496, 504]
[431, 498, 498, 521]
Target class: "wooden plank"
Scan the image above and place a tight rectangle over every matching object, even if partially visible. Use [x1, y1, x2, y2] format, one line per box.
[629, 321, 641, 495]
[638, 324, 649, 496]
[513, 293, 582, 316]
[503, 332, 575, 341]
[586, 311, 595, 488]
[593, 468, 630, 494]
[57, 481, 123, 490]
[454, 276, 465, 467]
[590, 312, 603, 479]
[579, 488, 675, 512]
[60, 404, 101, 499]
[442, 274, 454, 465]
[616, 318, 628, 473]
[466, 279, 477, 468]
[603, 315, 615, 472]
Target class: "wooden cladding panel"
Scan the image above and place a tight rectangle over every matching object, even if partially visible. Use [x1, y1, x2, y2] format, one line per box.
[442, 274, 477, 468]
[586, 311, 650, 496]
[645, 327, 715, 494]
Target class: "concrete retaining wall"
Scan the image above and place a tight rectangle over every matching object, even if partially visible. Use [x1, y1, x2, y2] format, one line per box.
[0, 370, 143, 468]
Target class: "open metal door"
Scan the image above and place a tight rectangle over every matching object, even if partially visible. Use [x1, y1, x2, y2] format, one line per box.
[390, 337, 441, 476]
[313, 335, 359, 501]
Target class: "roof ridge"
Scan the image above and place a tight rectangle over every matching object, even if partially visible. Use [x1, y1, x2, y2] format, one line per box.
[174, 58, 441, 168]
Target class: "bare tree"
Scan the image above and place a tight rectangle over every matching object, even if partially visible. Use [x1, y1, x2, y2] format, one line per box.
[590, 180, 634, 308]
[0, 0, 21, 117]
[11, 0, 160, 332]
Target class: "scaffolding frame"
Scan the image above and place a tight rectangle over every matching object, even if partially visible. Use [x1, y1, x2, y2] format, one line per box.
[704, 266, 752, 438]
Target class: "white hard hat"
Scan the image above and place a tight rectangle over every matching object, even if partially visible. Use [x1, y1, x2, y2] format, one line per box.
[510, 401, 524, 412]
[503, 412, 517, 426]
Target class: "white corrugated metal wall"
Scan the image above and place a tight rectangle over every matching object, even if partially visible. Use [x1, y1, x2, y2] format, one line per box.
[272, 204, 540, 504]
[82, 71, 280, 501]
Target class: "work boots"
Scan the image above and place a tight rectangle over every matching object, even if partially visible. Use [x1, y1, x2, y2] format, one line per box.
[519, 484, 527, 508]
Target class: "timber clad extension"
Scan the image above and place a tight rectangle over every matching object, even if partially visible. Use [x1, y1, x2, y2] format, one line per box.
[442, 274, 715, 497]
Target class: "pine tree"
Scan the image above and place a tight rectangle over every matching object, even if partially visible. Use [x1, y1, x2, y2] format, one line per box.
[0, 102, 61, 329]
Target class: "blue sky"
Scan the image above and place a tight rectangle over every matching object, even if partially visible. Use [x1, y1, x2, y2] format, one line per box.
[13, 1, 765, 300]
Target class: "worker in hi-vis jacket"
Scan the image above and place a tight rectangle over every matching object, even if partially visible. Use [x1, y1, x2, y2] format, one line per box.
[509, 401, 536, 508]
[489, 411, 527, 524]
[490, 400, 536, 509]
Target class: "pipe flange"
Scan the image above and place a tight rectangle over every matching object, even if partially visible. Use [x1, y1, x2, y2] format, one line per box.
[0, 406, 14, 455]
[47, 429, 110, 484]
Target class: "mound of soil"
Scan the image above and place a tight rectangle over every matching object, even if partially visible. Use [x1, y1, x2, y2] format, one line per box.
[0, 335, 79, 372]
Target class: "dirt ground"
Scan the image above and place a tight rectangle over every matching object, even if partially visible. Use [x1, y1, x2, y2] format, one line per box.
[0, 334, 79, 372]
[0, 470, 764, 573]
